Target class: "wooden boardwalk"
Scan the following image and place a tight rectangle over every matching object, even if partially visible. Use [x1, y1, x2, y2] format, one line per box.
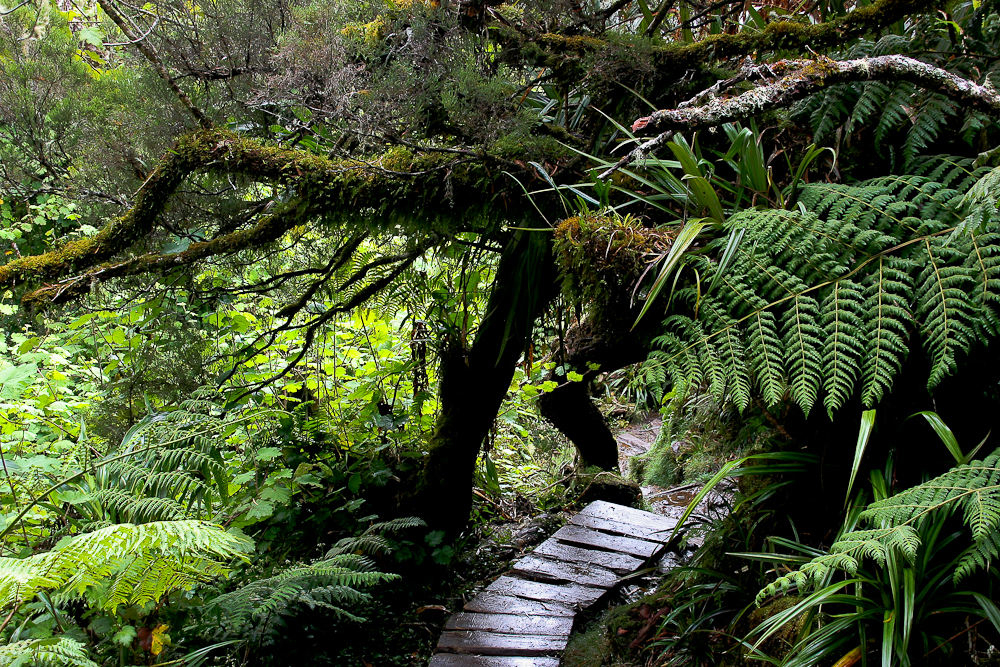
[429, 500, 678, 666]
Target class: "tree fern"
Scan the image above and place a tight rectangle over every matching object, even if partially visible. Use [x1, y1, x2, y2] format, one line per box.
[757, 448, 1000, 603]
[652, 164, 1000, 415]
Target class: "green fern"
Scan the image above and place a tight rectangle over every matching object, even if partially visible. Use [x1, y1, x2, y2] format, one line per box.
[757, 448, 1000, 603]
[201, 517, 422, 644]
[652, 162, 999, 415]
[820, 279, 865, 414]
[0, 521, 252, 611]
[790, 30, 988, 168]
[54, 391, 280, 531]
[0, 638, 97, 667]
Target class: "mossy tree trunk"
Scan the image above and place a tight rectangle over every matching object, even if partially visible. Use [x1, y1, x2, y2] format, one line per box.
[410, 229, 557, 534]
[536, 319, 655, 471]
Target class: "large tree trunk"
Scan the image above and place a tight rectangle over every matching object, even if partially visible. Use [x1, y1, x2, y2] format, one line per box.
[411, 230, 557, 533]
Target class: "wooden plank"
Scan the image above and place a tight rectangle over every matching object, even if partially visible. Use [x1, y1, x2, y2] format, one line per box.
[429, 655, 560, 667]
[551, 524, 662, 559]
[532, 538, 644, 574]
[511, 554, 619, 589]
[617, 433, 649, 451]
[464, 592, 574, 617]
[437, 631, 568, 656]
[445, 612, 573, 636]
[569, 512, 672, 542]
[580, 500, 679, 533]
[486, 575, 605, 607]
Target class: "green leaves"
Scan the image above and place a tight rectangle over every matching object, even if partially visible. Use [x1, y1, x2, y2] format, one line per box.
[634, 218, 709, 328]
[860, 257, 912, 406]
[822, 280, 865, 416]
[760, 447, 1000, 602]
[0, 521, 252, 612]
[0, 362, 36, 400]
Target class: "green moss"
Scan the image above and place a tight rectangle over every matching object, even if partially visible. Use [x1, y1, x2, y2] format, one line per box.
[563, 622, 612, 667]
[500, 0, 938, 90]
[554, 212, 664, 321]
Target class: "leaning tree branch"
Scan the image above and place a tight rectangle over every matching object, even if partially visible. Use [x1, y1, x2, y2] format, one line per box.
[97, 0, 211, 129]
[0, 129, 532, 300]
[600, 55, 1000, 178]
[498, 0, 938, 79]
[21, 195, 320, 307]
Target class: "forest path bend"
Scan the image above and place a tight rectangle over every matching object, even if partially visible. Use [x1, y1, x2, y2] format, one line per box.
[429, 500, 677, 666]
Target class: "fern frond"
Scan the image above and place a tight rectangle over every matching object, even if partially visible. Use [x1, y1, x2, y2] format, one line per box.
[781, 294, 824, 415]
[902, 94, 958, 168]
[0, 521, 252, 611]
[206, 552, 399, 642]
[860, 257, 913, 406]
[0, 638, 97, 667]
[821, 280, 865, 416]
[746, 310, 785, 407]
[850, 82, 891, 134]
[915, 238, 977, 388]
[955, 166, 1000, 238]
[874, 83, 916, 149]
[758, 449, 1000, 603]
[701, 300, 751, 412]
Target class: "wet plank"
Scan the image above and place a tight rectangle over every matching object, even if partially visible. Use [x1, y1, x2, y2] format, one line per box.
[532, 538, 644, 574]
[580, 500, 679, 533]
[437, 630, 568, 656]
[486, 575, 605, 607]
[511, 554, 619, 589]
[445, 612, 573, 636]
[551, 524, 662, 559]
[431, 502, 681, 667]
[464, 592, 574, 617]
[429, 655, 560, 667]
[569, 512, 672, 542]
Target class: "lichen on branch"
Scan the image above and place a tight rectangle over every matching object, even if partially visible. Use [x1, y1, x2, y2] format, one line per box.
[602, 54, 1000, 178]
[633, 55, 1000, 135]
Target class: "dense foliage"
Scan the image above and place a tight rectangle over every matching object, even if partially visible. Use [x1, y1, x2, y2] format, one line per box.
[2, 0, 1000, 665]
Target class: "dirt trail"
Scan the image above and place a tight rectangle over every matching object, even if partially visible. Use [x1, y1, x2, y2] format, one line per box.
[615, 416, 730, 524]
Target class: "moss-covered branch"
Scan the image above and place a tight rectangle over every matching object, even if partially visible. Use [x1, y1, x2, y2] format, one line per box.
[21, 196, 319, 307]
[1, 129, 545, 303]
[0, 154, 191, 290]
[498, 0, 938, 79]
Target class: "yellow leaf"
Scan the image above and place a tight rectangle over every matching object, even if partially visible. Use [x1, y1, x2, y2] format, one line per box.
[150, 624, 170, 656]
